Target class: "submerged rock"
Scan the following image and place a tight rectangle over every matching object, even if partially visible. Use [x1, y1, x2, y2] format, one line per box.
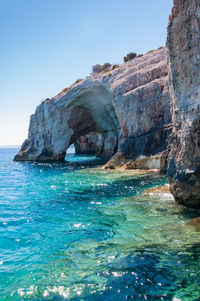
[188, 217, 200, 232]
[104, 153, 168, 171]
[167, 0, 200, 207]
[142, 184, 174, 201]
[14, 48, 171, 168]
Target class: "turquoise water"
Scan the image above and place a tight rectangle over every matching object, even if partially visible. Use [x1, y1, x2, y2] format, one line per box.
[0, 148, 200, 301]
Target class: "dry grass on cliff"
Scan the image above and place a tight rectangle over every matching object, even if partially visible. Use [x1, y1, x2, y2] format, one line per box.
[55, 78, 82, 99]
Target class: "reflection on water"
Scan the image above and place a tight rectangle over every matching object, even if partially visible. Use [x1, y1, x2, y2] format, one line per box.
[0, 149, 200, 300]
[65, 145, 105, 166]
[66, 153, 97, 163]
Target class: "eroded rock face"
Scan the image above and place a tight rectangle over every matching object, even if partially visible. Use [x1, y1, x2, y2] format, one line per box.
[74, 132, 117, 157]
[14, 48, 171, 168]
[74, 133, 102, 155]
[105, 47, 171, 169]
[167, 0, 200, 207]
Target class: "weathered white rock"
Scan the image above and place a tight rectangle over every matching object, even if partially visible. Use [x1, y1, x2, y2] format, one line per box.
[14, 48, 171, 167]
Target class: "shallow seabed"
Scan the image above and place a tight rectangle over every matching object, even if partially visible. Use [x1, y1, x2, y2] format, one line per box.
[0, 149, 200, 301]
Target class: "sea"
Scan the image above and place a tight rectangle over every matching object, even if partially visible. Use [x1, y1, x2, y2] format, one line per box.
[0, 147, 200, 300]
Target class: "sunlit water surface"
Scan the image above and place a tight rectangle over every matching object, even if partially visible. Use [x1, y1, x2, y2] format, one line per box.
[0, 148, 200, 301]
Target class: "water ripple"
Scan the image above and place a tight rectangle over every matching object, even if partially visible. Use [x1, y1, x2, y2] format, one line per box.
[0, 149, 200, 300]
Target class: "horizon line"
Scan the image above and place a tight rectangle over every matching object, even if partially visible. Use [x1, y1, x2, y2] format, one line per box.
[0, 145, 20, 148]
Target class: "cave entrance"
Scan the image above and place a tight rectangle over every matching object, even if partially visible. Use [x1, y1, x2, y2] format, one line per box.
[66, 144, 75, 155]
[61, 86, 120, 165]
[65, 141, 99, 165]
[14, 84, 120, 162]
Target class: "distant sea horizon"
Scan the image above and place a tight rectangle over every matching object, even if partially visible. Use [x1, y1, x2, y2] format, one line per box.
[0, 145, 20, 148]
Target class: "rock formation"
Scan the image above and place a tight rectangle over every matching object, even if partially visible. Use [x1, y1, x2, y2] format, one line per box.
[74, 132, 117, 157]
[167, 0, 200, 207]
[74, 133, 102, 155]
[14, 48, 171, 169]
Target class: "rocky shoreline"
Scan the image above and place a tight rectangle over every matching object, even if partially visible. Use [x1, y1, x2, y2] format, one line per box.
[14, 0, 200, 208]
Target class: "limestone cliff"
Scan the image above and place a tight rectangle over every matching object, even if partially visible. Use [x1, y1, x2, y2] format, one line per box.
[167, 0, 200, 207]
[14, 48, 171, 169]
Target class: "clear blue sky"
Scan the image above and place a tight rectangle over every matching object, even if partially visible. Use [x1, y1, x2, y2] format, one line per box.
[0, 0, 173, 146]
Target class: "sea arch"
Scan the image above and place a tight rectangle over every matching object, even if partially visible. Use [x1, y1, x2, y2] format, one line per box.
[14, 84, 120, 161]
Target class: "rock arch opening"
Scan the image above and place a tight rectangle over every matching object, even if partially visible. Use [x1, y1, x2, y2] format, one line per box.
[66, 143, 75, 155]
[60, 86, 120, 161]
[14, 85, 120, 162]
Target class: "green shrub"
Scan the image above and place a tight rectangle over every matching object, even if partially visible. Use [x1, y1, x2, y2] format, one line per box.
[92, 62, 112, 74]
[74, 78, 82, 85]
[62, 87, 70, 94]
[102, 62, 112, 71]
[112, 64, 120, 70]
[123, 52, 137, 63]
[92, 64, 103, 74]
